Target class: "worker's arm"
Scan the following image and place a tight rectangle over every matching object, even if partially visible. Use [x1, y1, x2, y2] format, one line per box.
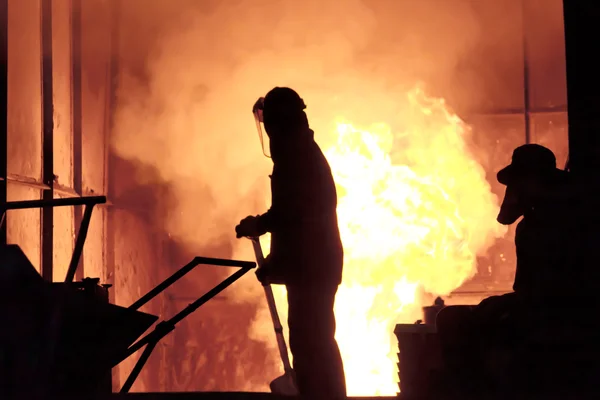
[256, 208, 275, 234]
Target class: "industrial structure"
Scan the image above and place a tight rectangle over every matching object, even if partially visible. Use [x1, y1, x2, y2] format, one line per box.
[1, 0, 598, 398]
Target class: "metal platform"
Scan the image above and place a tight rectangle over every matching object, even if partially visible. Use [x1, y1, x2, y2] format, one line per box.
[109, 395, 396, 400]
[54, 391, 600, 400]
[49, 395, 398, 400]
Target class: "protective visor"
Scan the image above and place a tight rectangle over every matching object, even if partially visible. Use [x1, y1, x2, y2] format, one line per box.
[252, 97, 271, 158]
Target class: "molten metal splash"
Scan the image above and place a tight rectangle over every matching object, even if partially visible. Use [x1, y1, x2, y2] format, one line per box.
[257, 87, 504, 396]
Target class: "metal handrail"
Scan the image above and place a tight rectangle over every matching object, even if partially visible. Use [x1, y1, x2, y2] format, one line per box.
[0, 195, 107, 282]
[118, 257, 256, 393]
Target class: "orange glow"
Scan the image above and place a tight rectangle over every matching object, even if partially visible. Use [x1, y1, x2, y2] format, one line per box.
[107, 0, 570, 392]
[253, 86, 506, 396]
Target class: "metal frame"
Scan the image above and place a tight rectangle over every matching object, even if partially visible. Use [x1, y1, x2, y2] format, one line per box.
[521, 0, 531, 144]
[470, 105, 567, 117]
[104, 2, 121, 388]
[118, 257, 256, 393]
[41, 0, 54, 282]
[14, 0, 113, 283]
[104, 0, 120, 295]
[0, 195, 106, 281]
[1, 194, 109, 395]
[71, 0, 84, 280]
[466, 1, 567, 141]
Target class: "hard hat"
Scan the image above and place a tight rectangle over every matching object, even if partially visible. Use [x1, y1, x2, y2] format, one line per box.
[497, 144, 567, 186]
[251, 87, 306, 158]
[263, 87, 306, 115]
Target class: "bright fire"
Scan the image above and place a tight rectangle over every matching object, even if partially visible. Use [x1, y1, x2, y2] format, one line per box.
[256, 86, 504, 396]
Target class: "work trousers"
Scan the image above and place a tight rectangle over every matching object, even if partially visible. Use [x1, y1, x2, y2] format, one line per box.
[286, 283, 346, 399]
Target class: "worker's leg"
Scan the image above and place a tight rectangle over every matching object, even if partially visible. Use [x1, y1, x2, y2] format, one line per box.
[287, 284, 346, 399]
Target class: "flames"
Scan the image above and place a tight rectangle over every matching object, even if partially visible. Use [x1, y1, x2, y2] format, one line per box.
[255, 87, 505, 396]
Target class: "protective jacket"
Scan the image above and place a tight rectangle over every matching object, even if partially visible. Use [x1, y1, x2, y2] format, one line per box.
[256, 129, 343, 286]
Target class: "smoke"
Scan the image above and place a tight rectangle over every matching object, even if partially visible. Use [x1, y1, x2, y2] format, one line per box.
[112, 0, 485, 253]
[111, 0, 566, 392]
[114, 0, 377, 244]
[113, 0, 382, 391]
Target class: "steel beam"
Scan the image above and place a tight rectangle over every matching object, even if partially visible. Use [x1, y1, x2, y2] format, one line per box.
[71, 0, 84, 280]
[41, 0, 55, 281]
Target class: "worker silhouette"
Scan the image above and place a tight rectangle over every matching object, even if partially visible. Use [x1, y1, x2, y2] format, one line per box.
[478, 144, 589, 389]
[235, 87, 346, 399]
[482, 144, 573, 314]
[436, 144, 577, 390]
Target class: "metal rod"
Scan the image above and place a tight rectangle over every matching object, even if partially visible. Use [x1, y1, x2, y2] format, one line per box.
[71, 0, 84, 280]
[118, 267, 252, 364]
[104, 0, 121, 313]
[0, 0, 7, 246]
[4, 173, 51, 190]
[522, 0, 531, 144]
[169, 295, 228, 302]
[52, 183, 80, 198]
[41, 0, 54, 282]
[2, 195, 106, 210]
[468, 105, 567, 117]
[119, 338, 158, 393]
[250, 238, 294, 375]
[446, 290, 510, 296]
[64, 204, 96, 283]
[167, 267, 252, 328]
[129, 256, 256, 311]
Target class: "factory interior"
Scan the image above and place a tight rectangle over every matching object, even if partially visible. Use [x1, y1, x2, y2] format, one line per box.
[1, 0, 599, 399]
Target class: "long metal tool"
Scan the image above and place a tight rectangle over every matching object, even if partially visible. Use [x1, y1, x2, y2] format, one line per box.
[249, 237, 298, 396]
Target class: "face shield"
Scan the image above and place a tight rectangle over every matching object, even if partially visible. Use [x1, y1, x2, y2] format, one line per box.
[252, 97, 271, 158]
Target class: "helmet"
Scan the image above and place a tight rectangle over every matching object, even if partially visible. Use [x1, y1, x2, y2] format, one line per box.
[252, 87, 306, 158]
[497, 144, 566, 186]
[263, 87, 306, 115]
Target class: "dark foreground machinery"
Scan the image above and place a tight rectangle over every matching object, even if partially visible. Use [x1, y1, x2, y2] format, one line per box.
[0, 196, 257, 399]
[0, 197, 400, 400]
[396, 297, 600, 398]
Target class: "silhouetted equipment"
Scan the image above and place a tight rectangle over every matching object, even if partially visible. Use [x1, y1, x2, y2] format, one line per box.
[0, 196, 152, 396]
[396, 297, 600, 396]
[118, 256, 256, 393]
[394, 298, 446, 396]
[0, 245, 158, 396]
[395, 323, 440, 398]
[0, 195, 107, 284]
[423, 296, 445, 325]
[0, 196, 256, 397]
